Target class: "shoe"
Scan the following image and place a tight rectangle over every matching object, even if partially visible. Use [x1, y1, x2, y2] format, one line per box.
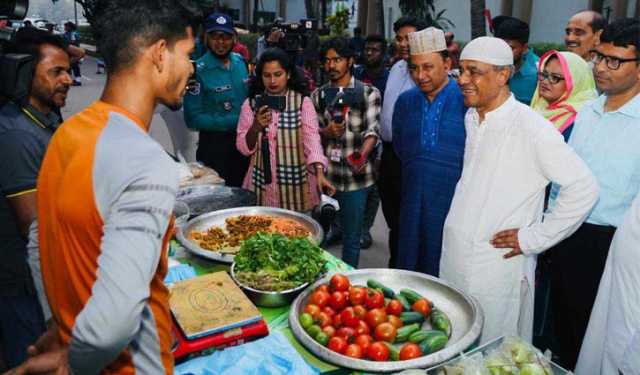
[360, 232, 372, 249]
[72, 81, 82, 86]
[323, 226, 342, 247]
[96, 70, 103, 74]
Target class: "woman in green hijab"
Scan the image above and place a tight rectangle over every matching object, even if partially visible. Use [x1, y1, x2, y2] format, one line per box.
[531, 50, 597, 141]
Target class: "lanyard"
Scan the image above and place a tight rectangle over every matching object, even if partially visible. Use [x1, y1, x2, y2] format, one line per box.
[21, 107, 48, 129]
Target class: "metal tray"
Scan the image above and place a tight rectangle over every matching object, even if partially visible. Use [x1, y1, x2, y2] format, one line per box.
[288, 269, 484, 373]
[176, 206, 324, 264]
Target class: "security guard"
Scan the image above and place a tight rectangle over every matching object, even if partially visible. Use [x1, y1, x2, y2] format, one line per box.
[184, 13, 249, 187]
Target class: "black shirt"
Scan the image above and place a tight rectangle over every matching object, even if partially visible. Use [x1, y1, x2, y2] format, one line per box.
[0, 102, 59, 296]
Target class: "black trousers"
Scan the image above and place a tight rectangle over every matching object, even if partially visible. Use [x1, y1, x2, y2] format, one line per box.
[196, 131, 249, 188]
[550, 222, 615, 370]
[377, 142, 402, 268]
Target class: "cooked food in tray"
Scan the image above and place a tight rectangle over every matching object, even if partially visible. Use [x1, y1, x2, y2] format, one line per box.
[188, 215, 312, 254]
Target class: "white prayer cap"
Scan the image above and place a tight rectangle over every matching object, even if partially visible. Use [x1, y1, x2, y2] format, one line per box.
[460, 36, 514, 66]
[408, 27, 446, 55]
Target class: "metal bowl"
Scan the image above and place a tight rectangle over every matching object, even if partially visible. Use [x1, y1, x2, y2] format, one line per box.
[177, 206, 324, 264]
[229, 262, 311, 307]
[288, 269, 484, 373]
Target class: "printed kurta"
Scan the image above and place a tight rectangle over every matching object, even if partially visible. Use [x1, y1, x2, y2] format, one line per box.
[393, 80, 466, 276]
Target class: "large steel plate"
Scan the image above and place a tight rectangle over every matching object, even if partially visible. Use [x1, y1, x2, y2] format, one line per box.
[288, 269, 484, 373]
[176, 206, 324, 264]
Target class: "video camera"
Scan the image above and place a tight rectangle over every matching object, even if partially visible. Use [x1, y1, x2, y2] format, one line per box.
[267, 19, 317, 53]
[318, 87, 364, 123]
[0, 0, 35, 106]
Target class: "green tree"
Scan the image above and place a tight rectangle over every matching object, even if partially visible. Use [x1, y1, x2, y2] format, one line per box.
[326, 4, 350, 36]
[398, 0, 454, 30]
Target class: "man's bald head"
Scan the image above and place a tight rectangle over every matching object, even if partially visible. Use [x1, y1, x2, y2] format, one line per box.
[565, 10, 606, 59]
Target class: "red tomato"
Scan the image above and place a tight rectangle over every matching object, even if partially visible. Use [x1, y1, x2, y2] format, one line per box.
[354, 334, 373, 352]
[344, 343, 363, 359]
[388, 315, 404, 329]
[374, 322, 397, 343]
[330, 274, 351, 292]
[349, 287, 367, 305]
[365, 308, 388, 329]
[399, 343, 422, 360]
[386, 299, 404, 316]
[365, 290, 385, 309]
[336, 326, 356, 343]
[316, 311, 332, 328]
[340, 307, 360, 328]
[322, 306, 336, 318]
[310, 290, 331, 309]
[355, 319, 371, 336]
[315, 284, 330, 294]
[328, 336, 348, 354]
[412, 299, 432, 318]
[367, 341, 390, 361]
[304, 304, 321, 318]
[342, 290, 350, 304]
[332, 313, 343, 328]
[322, 325, 336, 338]
[330, 291, 348, 311]
[353, 305, 367, 319]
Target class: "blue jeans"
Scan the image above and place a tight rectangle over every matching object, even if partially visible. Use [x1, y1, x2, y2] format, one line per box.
[335, 186, 372, 268]
[0, 294, 46, 368]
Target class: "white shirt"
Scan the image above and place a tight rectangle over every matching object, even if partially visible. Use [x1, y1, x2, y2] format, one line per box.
[440, 95, 598, 343]
[576, 192, 640, 375]
[380, 59, 416, 142]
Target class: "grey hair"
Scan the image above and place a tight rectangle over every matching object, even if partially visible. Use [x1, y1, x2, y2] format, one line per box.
[493, 64, 515, 78]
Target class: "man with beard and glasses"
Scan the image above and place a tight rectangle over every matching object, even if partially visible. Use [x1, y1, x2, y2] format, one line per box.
[353, 34, 389, 249]
[440, 36, 598, 344]
[184, 12, 249, 187]
[0, 27, 71, 370]
[565, 10, 606, 62]
[494, 16, 539, 105]
[379, 16, 426, 268]
[311, 37, 381, 268]
[6, 0, 198, 374]
[549, 18, 640, 370]
[393, 27, 466, 277]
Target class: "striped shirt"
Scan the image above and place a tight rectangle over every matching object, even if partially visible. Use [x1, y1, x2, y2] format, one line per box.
[37, 101, 177, 374]
[236, 95, 328, 209]
[311, 78, 381, 192]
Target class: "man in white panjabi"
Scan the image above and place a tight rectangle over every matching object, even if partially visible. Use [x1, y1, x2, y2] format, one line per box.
[576, 192, 640, 375]
[439, 37, 599, 343]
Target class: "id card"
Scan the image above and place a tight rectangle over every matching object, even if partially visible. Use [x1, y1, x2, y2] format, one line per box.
[329, 147, 343, 162]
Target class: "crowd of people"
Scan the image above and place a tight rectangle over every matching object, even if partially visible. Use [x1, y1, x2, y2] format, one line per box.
[0, 0, 639, 373]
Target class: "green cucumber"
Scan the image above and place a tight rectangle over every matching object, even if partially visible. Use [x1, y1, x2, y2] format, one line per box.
[408, 329, 442, 343]
[400, 288, 425, 305]
[418, 331, 449, 354]
[367, 279, 396, 299]
[383, 342, 400, 361]
[395, 323, 421, 343]
[430, 308, 452, 338]
[399, 311, 425, 325]
[396, 294, 412, 311]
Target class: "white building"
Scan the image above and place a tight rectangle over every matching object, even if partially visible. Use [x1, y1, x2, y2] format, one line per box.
[381, 0, 639, 43]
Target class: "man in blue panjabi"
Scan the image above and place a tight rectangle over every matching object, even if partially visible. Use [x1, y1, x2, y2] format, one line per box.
[393, 27, 466, 276]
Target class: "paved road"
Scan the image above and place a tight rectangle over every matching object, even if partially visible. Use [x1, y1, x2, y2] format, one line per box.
[63, 57, 391, 269]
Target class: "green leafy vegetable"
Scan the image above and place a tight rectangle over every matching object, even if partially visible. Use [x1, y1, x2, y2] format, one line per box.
[234, 232, 326, 291]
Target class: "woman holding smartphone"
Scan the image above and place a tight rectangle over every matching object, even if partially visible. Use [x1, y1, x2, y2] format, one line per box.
[236, 48, 335, 212]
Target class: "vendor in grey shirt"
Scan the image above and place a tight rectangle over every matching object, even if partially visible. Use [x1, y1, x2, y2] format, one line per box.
[0, 28, 71, 367]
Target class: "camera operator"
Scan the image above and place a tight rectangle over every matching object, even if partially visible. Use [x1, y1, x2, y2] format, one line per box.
[311, 37, 381, 268]
[184, 12, 249, 187]
[0, 27, 71, 368]
[236, 47, 335, 212]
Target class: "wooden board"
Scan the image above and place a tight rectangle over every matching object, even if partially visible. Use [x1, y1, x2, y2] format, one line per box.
[170, 271, 262, 340]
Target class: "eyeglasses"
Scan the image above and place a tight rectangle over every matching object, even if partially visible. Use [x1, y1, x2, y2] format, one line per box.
[537, 71, 565, 84]
[589, 50, 640, 70]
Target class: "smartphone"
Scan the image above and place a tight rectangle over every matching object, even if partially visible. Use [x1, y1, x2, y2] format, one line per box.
[346, 152, 366, 169]
[255, 95, 286, 111]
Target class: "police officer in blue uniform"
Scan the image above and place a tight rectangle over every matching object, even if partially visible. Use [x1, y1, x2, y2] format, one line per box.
[184, 13, 249, 187]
